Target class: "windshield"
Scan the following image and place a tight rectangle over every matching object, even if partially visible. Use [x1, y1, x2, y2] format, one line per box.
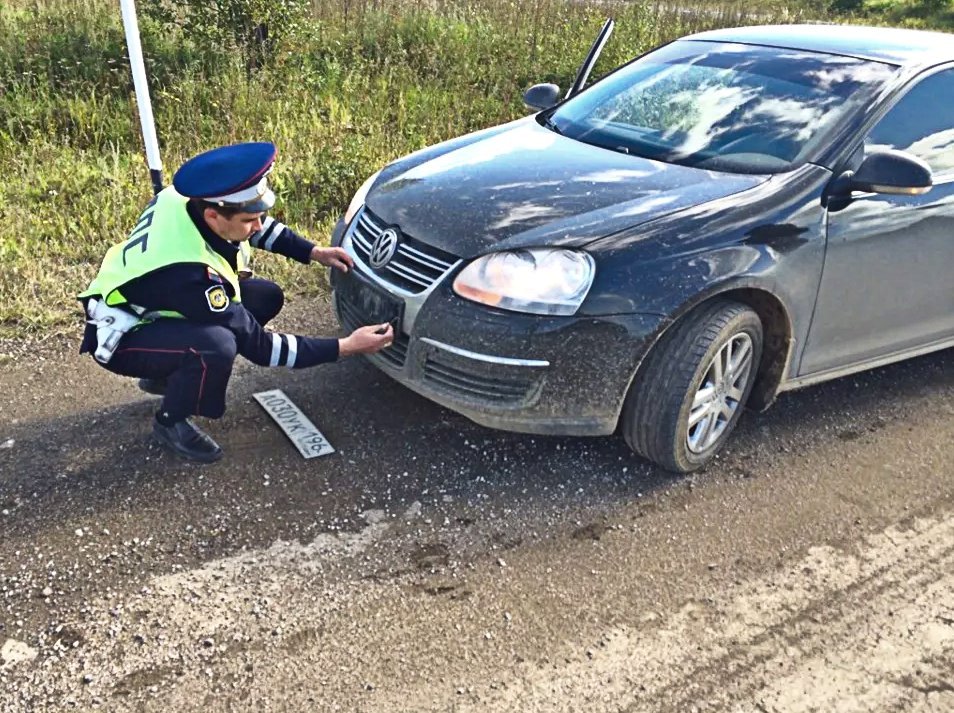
[547, 40, 898, 174]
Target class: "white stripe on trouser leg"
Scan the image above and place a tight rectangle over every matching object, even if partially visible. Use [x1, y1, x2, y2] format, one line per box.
[269, 333, 282, 366]
[263, 222, 285, 251]
[285, 335, 298, 368]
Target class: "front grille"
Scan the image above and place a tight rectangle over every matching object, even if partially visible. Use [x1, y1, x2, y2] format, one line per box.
[423, 356, 540, 405]
[337, 290, 408, 369]
[351, 209, 458, 294]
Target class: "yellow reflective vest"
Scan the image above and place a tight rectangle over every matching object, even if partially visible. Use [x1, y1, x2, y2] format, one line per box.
[79, 187, 244, 317]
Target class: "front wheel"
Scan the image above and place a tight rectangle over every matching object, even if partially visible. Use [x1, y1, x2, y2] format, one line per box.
[622, 300, 763, 473]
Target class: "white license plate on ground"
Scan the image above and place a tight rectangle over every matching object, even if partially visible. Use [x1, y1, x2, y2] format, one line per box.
[253, 389, 335, 459]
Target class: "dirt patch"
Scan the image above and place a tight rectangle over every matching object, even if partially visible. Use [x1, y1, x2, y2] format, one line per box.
[0, 310, 951, 711]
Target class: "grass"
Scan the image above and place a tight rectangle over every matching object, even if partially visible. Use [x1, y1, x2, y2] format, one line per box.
[0, 0, 947, 338]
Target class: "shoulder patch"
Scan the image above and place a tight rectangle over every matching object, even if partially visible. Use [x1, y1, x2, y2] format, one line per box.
[205, 285, 229, 312]
[206, 267, 224, 283]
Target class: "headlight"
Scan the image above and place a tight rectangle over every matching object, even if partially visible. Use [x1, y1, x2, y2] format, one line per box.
[452, 248, 595, 316]
[344, 170, 382, 226]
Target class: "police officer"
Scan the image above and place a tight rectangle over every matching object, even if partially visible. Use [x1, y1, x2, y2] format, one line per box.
[79, 142, 393, 463]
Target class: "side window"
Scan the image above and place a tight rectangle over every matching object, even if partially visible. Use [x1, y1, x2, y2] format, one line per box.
[866, 68, 954, 174]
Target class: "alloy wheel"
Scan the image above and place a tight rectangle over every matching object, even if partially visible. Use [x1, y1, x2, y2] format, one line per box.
[687, 333, 754, 454]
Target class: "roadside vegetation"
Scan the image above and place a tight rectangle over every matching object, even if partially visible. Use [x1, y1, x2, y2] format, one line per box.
[0, 0, 949, 337]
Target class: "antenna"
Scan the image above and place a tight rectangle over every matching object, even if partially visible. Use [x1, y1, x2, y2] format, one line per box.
[566, 18, 615, 99]
[119, 0, 163, 195]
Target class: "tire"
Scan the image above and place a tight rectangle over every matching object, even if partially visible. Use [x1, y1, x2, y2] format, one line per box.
[622, 300, 763, 473]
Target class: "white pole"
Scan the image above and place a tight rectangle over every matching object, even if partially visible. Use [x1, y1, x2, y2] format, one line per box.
[119, 0, 163, 194]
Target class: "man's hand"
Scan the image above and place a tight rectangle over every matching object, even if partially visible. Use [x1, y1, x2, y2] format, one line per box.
[339, 324, 393, 357]
[311, 246, 354, 273]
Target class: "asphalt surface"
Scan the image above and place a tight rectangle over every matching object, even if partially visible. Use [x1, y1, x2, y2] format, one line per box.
[0, 297, 952, 711]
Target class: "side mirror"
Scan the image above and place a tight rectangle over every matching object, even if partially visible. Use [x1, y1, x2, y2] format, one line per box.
[523, 83, 561, 112]
[846, 149, 933, 196]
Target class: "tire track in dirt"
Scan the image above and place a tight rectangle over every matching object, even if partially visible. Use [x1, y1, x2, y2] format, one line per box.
[1, 333, 952, 712]
[449, 512, 954, 713]
[653, 518, 954, 712]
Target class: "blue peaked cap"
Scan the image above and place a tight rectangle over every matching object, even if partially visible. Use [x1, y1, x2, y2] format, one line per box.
[173, 142, 277, 212]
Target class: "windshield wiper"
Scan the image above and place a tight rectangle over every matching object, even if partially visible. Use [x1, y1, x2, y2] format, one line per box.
[541, 115, 563, 135]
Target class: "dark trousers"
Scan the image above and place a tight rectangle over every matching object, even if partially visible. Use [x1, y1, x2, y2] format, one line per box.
[102, 278, 284, 421]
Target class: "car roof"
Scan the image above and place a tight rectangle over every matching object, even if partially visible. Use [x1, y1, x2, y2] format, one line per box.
[685, 24, 954, 67]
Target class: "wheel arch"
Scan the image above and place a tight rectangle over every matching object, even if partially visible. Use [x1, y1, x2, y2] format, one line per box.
[623, 283, 794, 424]
[708, 287, 794, 411]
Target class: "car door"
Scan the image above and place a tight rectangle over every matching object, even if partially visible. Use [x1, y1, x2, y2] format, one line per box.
[800, 66, 954, 376]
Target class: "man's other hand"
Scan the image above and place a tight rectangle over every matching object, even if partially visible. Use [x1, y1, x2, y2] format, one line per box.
[338, 324, 393, 357]
[311, 246, 354, 273]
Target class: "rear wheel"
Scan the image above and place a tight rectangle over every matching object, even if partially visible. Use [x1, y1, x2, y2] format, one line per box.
[622, 300, 763, 473]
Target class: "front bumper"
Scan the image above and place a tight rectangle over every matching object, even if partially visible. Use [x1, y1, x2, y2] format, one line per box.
[329, 214, 665, 436]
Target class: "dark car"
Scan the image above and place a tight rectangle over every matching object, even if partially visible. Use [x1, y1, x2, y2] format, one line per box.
[329, 23, 954, 473]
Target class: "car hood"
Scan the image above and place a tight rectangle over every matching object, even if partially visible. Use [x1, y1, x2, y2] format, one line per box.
[366, 118, 768, 258]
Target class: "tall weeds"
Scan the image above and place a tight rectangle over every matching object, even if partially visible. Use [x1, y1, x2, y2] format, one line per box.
[0, 0, 935, 334]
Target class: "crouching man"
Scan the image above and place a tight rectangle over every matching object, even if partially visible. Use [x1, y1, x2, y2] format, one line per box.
[79, 141, 393, 463]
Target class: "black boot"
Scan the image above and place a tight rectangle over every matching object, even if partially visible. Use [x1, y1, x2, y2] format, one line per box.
[138, 377, 167, 396]
[152, 417, 222, 463]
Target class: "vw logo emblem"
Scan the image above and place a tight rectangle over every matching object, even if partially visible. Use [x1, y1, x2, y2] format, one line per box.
[369, 228, 399, 269]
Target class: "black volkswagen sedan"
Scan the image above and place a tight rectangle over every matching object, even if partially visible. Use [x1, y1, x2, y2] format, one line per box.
[330, 24, 954, 473]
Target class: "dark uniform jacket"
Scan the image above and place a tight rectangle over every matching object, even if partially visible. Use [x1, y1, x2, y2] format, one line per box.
[80, 201, 339, 367]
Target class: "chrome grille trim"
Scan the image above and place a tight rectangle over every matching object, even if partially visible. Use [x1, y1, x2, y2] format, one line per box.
[342, 206, 463, 335]
[383, 260, 432, 289]
[419, 337, 550, 367]
[399, 242, 453, 271]
[352, 227, 373, 252]
[349, 209, 457, 295]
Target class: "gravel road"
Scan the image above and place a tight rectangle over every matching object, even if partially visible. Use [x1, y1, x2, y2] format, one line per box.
[1, 299, 951, 712]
